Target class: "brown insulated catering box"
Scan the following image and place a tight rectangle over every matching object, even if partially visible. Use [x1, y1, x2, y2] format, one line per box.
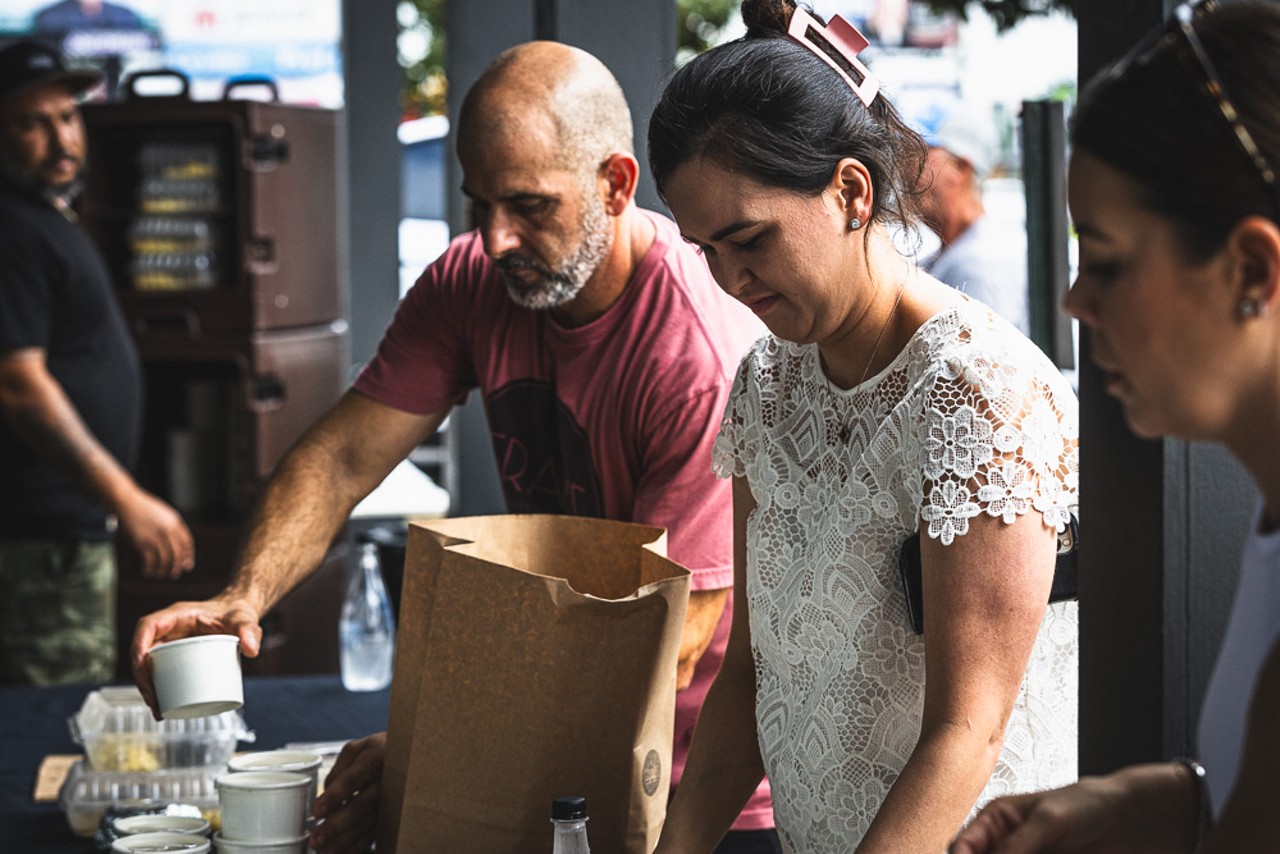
[80, 72, 347, 336]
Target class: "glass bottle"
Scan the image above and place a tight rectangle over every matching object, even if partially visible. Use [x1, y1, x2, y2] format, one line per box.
[551, 795, 590, 854]
[339, 535, 396, 691]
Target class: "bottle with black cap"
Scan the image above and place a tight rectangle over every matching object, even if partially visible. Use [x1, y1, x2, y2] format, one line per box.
[551, 795, 591, 853]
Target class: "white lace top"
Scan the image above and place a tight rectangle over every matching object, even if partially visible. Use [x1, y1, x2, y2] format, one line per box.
[713, 301, 1080, 852]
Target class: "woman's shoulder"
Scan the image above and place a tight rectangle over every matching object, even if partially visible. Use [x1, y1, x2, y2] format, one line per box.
[916, 302, 1074, 391]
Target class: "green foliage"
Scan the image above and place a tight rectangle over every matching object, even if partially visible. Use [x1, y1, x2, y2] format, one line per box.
[678, 0, 739, 55]
[922, 0, 1077, 32]
[395, 0, 1079, 118]
[399, 0, 447, 118]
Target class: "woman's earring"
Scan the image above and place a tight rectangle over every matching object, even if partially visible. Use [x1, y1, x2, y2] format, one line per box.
[1238, 298, 1270, 319]
[849, 217, 862, 231]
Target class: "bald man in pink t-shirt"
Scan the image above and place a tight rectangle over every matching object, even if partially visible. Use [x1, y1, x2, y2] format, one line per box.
[131, 41, 777, 853]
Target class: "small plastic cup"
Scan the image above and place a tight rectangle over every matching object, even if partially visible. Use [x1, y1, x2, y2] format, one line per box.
[216, 770, 311, 842]
[227, 750, 322, 808]
[112, 831, 212, 853]
[112, 814, 212, 836]
[211, 832, 310, 854]
[149, 635, 244, 719]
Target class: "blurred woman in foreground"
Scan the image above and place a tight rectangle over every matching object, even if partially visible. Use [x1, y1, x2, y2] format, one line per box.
[953, 2, 1280, 851]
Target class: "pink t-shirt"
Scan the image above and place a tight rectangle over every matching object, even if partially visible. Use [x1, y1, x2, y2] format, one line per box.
[354, 209, 774, 830]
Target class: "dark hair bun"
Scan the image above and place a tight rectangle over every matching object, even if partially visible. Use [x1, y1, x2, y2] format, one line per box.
[740, 0, 806, 38]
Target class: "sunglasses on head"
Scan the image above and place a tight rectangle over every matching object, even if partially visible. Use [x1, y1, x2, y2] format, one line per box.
[1108, 0, 1280, 214]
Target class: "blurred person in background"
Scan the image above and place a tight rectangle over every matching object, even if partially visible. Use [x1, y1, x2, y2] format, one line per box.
[0, 40, 193, 686]
[919, 100, 1031, 335]
[33, 0, 145, 38]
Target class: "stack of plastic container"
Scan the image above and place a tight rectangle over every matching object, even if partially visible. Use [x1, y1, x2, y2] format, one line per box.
[58, 685, 253, 839]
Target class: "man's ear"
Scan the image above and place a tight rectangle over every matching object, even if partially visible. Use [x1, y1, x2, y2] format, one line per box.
[600, 152, 639, 216]
[1227, 215, 1280, 315]
[830, 156, 874, 224]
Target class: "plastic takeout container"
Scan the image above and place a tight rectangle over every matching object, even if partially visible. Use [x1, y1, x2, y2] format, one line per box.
[58, 759, 221, 838]
[70, 686, 252, 771]
[149, 635, 244, 719]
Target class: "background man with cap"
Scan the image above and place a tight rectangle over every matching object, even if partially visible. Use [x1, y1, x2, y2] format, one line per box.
[0, 40, 194, 686]
[919, 101, 1030, 335]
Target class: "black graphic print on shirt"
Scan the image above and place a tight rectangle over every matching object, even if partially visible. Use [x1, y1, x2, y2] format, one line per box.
[485, 378, 604, 517]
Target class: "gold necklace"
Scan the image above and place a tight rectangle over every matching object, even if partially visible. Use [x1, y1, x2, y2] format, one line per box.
[856, 280, 907, 387]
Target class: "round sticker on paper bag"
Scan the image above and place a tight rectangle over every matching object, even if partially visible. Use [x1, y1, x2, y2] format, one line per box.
[642, 749, 662, 796]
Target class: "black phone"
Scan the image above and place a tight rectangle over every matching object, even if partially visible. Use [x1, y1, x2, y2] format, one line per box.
[897, 515, 1079, 635]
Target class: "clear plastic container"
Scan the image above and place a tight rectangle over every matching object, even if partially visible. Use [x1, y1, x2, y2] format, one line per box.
[58, 759, 222, 838]
[69, 686, 253, 772]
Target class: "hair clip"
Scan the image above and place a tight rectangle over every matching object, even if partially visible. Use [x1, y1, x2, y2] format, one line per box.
[788, 8, 880, 108]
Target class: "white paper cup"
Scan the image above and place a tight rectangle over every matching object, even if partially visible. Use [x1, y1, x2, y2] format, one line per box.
[149, 635, 244, 719]
[211, 832, 309, 854]
[112, 814, 212, 836]
[227, 750, 322, 808]
[216, 770, 311, 842]
[112, 832, 212, 852]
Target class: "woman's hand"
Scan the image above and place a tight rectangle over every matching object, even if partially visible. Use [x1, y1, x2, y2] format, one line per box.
[950, 764, 1197, 854]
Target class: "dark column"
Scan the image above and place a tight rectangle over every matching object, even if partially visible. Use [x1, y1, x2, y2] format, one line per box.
[342, 0, 402, 370]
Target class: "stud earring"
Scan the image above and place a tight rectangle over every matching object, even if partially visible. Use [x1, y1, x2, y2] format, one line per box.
[849, 217, 862, 231]
[1239, 298, 1270, 319]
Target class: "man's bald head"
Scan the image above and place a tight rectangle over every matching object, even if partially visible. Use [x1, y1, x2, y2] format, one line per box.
[458, 41, 633, 182]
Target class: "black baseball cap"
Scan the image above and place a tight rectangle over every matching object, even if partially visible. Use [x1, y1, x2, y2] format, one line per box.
[0, 40, 102, 108]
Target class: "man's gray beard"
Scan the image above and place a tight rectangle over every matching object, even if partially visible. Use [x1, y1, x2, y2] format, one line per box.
[500, 195, 613, 311]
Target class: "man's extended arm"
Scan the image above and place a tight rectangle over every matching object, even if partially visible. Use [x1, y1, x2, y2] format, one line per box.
[0, 347, 194, 578]
[223, 391, 445, 619]
[131, 389, 447, 712]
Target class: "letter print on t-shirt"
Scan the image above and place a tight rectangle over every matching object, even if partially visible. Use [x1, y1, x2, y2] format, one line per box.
[485, 378, 604, 517]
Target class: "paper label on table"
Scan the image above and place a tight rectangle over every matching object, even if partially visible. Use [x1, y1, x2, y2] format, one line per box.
[34, 754, 79, 802]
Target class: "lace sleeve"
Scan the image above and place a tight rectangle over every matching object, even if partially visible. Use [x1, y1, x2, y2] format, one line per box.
[711, 352, 755, 480]
[917, 347, 1079, 545]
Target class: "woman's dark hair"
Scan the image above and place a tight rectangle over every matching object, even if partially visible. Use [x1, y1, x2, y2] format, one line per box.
[648, 0, 927, 230]
[1071, 2, 1280, 261]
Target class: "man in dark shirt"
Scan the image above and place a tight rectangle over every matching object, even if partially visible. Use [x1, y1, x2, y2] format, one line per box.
[0, 40, 193, 685]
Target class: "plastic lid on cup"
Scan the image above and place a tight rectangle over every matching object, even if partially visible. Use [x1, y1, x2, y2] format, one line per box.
[111, 831, 211, 852]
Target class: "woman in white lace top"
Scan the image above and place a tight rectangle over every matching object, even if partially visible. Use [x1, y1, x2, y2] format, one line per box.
[955, 3, 1280, 852]
[647, 1, 1079, 851]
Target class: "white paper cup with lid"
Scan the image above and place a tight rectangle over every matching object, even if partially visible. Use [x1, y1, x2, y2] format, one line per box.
[216, 770, 311, 842]
[149, 635, 243, 719]
[112, 831, 212, 853]
[211, 831, 310, 853]
[112, 814, 212, 836]
[227, 750, 323, 808]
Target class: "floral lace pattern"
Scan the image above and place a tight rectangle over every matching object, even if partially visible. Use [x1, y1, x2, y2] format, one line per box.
[714, 303, 1079, 852]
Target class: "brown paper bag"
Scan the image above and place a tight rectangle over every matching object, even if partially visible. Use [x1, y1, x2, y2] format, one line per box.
[376, 514, 690, 853]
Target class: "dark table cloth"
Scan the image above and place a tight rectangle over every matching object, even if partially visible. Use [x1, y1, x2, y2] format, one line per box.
[0, 675, 389, 852]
